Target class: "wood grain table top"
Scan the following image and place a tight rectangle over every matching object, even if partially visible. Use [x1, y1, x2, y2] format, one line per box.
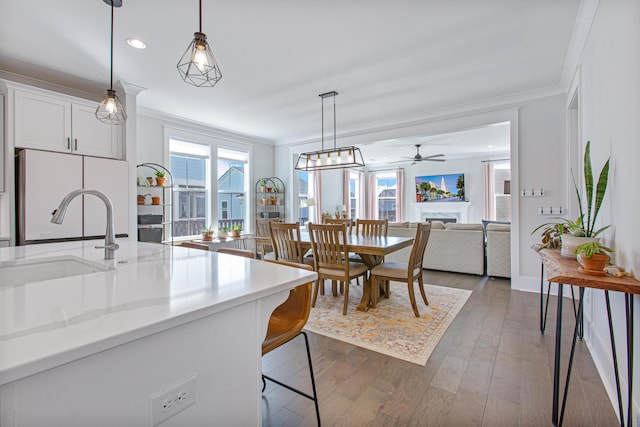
[535, 247, 640, 295]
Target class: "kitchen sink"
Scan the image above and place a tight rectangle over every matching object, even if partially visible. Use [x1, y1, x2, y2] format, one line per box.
[0, 256, 111, 288]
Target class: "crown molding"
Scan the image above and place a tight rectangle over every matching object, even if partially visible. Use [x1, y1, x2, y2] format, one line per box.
[280, 84, 562, 148]
[0, 70, 102, 102]
[138, 106, 274, 147]
[560, 0, 600, 90]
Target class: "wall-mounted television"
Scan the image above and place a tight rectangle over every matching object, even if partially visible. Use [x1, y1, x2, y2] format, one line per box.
[415, 173, 465, 202]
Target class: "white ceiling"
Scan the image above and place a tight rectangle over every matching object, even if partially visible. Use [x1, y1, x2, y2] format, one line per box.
[0, 0, 580, 162]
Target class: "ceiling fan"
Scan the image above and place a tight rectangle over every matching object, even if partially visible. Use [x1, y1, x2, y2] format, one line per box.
[391, 144, 446, 164]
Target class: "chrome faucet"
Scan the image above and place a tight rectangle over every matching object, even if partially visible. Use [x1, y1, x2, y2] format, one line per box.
[51, 189, 120, 259]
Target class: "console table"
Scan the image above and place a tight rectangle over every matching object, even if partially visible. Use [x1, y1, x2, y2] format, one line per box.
[535, 248, 639, 427]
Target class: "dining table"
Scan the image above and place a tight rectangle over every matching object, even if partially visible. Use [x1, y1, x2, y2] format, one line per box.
[299, 231, 414, 311]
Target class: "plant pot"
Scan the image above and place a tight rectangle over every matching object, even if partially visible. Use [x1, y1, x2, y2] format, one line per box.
[151, 196, 161, 205]
[147, 177, 154, 186]
[155, 177, 165, 186]
[561, 235, 599, 258]
[217, 232, 228, 240]
[137, 195, 145, 205]
[229, 230, 240, 238]
[577, 252, 609, 272]
[202, 232, 214, 241]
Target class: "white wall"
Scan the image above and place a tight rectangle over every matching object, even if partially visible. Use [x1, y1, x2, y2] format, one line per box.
[570, 0, 640, 420]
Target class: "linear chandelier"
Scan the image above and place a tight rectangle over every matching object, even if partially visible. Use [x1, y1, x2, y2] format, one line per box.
[95, 0, 127, 125]
[177, 0, 222, 87]
[295, 91, 365, 171]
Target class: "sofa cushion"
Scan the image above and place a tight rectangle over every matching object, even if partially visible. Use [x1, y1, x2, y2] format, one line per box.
[445, 223, 484, 231]
[388, 221, 410, 228]
[486, 223, 510, 232]
[429, 221, 446, 230]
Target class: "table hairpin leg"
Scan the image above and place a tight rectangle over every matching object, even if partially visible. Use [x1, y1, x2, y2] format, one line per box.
[552, 283, 564, 426]
[559, 287, 585, 426]
[540, 264, 582, 337]
[605, 291, 625, 426]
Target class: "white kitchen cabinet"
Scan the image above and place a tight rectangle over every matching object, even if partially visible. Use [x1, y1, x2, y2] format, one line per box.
[17, 150, 129, 244]
[13, 88, 121, 159]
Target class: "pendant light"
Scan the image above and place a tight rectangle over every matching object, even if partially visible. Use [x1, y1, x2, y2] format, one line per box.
[177, 0, 222, 87]
[295, 91, 365, 171]
[95, 0, 127, 125]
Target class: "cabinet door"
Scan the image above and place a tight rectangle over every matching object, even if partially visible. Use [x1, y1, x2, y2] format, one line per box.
[14, 90, 72, 153]
[72, 103, 120, 159]
[83, 156, 129, 237]
[21, 150, 83, 241]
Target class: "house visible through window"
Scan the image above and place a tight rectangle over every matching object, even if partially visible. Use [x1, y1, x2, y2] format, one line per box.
[217, 147, 248, 231]
[170, 139, 209, 238]
[298, 171, 315, 225]
[376, 173, 397, 221]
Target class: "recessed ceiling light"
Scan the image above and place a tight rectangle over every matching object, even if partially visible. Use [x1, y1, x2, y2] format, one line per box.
[126, 38, 146, 49]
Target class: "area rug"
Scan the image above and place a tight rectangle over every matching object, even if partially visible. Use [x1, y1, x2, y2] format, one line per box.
[304, 283, 472, 365]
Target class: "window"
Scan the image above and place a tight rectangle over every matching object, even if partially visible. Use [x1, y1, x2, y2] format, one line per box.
[298, 171, 315, 225]
[217, 147, 248, 231]
[376, 173, 397, 221]
[170, 139, 209, 237]
[349, 171, 360, 219]
[494, 163, 511, 221]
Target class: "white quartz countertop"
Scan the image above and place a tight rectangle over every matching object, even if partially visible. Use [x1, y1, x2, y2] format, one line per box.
[0, 239, 317, 385]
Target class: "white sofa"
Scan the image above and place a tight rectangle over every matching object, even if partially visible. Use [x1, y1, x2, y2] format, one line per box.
[485, 223, 511, 278]
[386, 221, 486, 275]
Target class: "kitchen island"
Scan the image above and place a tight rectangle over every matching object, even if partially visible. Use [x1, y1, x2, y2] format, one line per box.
[0, 239, 317, 426]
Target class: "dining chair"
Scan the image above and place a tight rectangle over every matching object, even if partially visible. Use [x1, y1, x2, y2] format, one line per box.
[307, 222, 369, 315]
[369, 222, 432, 317]
[256, 218, 279, 260]
[324, 217, 354, 234]
[354, 218, 388, 237]
[269, 221, 314, 266]
[262, 259, 321, 425]
[216, 247, 256, 258]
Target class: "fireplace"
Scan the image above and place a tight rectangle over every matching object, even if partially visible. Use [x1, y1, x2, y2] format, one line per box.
[413, 201, 471, 223]
[424, 217, 457, 223]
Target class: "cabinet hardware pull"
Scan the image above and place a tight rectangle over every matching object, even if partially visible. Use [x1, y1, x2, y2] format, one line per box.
[74, 138, 78, 151]
[67, 137, 70, 149]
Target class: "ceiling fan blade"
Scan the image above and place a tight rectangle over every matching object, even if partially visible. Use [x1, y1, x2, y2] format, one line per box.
[423, 158, 446, 162]
[422, 153, 445, 159]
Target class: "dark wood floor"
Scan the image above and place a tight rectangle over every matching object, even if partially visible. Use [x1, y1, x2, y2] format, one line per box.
[262, 270, 619, 426]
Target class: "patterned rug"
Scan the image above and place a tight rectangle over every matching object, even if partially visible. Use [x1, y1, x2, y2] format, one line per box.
[304, 282, 472, 365]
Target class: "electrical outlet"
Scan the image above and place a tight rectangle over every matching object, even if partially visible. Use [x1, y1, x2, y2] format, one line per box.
[150, 374, 197, 426]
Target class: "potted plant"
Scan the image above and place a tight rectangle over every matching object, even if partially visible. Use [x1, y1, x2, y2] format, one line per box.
[201, 225, 215, 241]
[229, 224, 242, 237]
[146, 176, 154, 186]
[271, 195, 278, 205]
[217, 227, 228, 240]
[259, 179, 266, 192]
[155, 171, 166, 186]
[532, 141, 610, 257]
[575, 241, 613, 273]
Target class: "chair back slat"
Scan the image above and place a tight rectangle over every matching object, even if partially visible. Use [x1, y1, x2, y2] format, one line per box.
[409, 223, 431, 271]
[324, 218, 354, 234]
[269, 222, 304, 263]
[256, 218, 279, 238]
[355, 219, 388, 237]
[308, 222, 349, 273]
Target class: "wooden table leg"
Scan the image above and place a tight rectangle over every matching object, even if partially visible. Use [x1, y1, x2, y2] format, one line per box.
[356, 254, 382, 311]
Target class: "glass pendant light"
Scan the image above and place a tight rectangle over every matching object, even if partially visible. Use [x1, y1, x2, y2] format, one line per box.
[96, 1, 127, 125]
[177, 0, 222, 87]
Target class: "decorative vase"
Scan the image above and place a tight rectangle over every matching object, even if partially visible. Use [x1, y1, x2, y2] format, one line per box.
[155, 177, 165, 186]
[561, 235, 599, 258]
[578, 253, 609, 272]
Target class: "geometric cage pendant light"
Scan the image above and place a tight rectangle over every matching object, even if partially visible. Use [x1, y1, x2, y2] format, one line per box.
[177, 0, 222, 87]
[95, 0, 127, 125]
